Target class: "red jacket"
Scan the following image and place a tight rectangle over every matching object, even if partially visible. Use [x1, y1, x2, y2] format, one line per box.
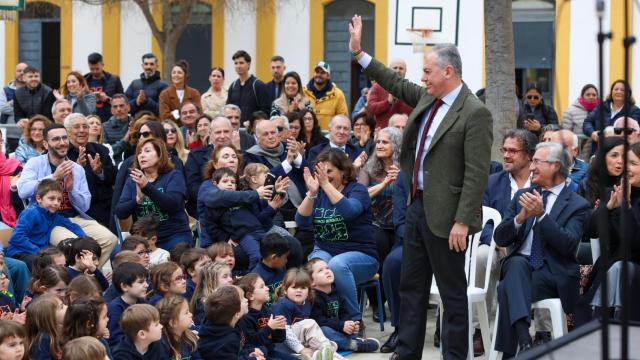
[366, 82, 413, 128]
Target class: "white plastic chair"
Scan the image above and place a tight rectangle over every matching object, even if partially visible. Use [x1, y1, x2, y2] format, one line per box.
[429, 206, 502, 360]
[488, 298, 567, 360]
[284, 221, 297, 235]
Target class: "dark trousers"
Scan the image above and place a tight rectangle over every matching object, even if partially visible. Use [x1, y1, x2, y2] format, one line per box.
[382, 244, 403, 327]
[396, 197, 468, 360]
[367, 226, 395, 308]
[495, 255, 560, 354]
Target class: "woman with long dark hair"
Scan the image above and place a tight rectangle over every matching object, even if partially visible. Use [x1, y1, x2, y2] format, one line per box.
[517, 83, 558, 135]
[578, 137, 625, 207]
[299, 110, 328, 155]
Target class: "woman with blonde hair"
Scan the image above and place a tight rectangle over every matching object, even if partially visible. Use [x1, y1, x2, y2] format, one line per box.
[14, 115, 50, 164]
[54, 71, 96, 116]
[162, 119, 189, 164]
[86, 115, 103, 143]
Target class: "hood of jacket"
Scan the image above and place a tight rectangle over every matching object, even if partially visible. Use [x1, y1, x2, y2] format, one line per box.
[139, 71, 162, 84]
[306, 79, 335, 100]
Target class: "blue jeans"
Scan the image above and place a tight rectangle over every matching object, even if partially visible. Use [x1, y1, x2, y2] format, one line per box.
[321, 326, 354, 351]
[308, 247, 378, 320]
[382, 245, 403, 328]
[158, 231, 193, 250]
[241, 230, 265, 271]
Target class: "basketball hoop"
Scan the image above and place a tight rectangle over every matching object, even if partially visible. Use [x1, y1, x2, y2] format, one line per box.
[406, 28, 433, 53]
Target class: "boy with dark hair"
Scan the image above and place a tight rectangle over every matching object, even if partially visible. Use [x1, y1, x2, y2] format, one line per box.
[66, 236, 109, 291]
[121, 235, 151, 269]
[198, 285, 262, 359]
[108, 262, 149, 348]
[130, 215, 169, 266]
[7, 179, 84, 271]
[103, 250, 147, 303]
[113, 304, 164, 359]
[252, 233, 289, 306]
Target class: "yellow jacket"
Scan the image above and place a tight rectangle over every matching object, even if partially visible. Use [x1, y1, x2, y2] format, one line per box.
[303, 82, 348, 129]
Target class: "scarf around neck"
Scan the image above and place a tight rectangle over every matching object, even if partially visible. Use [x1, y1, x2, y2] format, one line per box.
[246, 143, 284, 167]
[578, 97, 599, 113]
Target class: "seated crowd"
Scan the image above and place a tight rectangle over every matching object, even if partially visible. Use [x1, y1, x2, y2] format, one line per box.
[0, 47, 639, 360]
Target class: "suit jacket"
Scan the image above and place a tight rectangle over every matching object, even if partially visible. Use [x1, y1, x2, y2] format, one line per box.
[307, 142, 359, 165]
[480, 171, 512, 244]
[494, 185, 589, 312]
[363, 58, 493, 238]
[158, 85, 202, 123]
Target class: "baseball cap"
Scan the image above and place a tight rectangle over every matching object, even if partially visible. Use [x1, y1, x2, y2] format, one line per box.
[314, 61, 331, 74]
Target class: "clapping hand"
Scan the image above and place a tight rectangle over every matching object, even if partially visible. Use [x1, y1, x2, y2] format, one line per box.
[353, 151, 368, 169]
[606, 184, 629, 209]
[274, 176, 289, 194]
[88, 153, 102, 174]
[286, 138, 298, 162]
[315, 162, 330, 187]
[303, 167, 319, 195]
[53, 89, 64, 100]
[384, 165, 399, 185]
[256, 185, 274, 200]
[130, 168, 149, 188]
[268, 194, 284, 209]
[77, 146, 87, 167]
[516, 190, 545, 224]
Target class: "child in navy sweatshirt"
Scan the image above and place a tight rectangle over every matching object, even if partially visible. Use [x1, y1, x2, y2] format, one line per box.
[7, 179, 84, 271]
[107, 262, 149, 348]
[236, 273, 297, 360]
[112, 304, 164, 360]
[200, 167, 284, 270]
[65, 236, 109, 291]
[197, 285, 263, 360]
[252, 233, 289, 306]
[306, 259, 379, 352]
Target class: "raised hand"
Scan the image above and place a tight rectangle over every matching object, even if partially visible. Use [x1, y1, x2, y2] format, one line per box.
[77, 146, 87, 167]
[384, 165, 399, 184]
[274, 176, 289, 194]
[303, 167, 319, 195]
[607, 184, 624, 210]
[53, 89, 64, 100]
[348, 15, 363, 52]
[315, 162, 329, 187]
[256, 185, 274, 200]
[78, 250, 97, 273]
[353, 151, 368, 169]
[136, 89, 146, 105]
[87, 153, 102, 174]
[268, 194, 284, 209]
[286, 138, 298, 162]
[130, 168, 149, 188]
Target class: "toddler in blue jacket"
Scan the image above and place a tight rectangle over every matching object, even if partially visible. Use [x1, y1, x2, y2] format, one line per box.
[7, 179, 84, 270]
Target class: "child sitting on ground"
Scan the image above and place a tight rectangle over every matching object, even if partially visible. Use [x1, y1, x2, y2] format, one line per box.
[147, 262, 187, 305]
[271, 268, 336, 360]
[236, 273, 294, 360]
[25, 294, 67, 360]
[103, 251, 146, 303]
[197, 285, 264, 359]
[6, 180, 84, 271]
[66, 236, 109, 291]
[0, 319, 27, 360]
[179, 248, 210, 302]
[156, 294, 199, 360]
[62, 336, 108, 360]
[107, 262, 149, 348]
[306, 258, 379, 352]
[253, 233, 289, 306]
[190, 262, 233, 328]
[130, 215, 169, 267]
[207, 242, 235, 270]
[112, 304, 164, 360]
[62, 297, 111, 358]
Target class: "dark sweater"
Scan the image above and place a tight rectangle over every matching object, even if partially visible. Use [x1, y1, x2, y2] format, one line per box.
[271, 297, 311, 325]
[115, 169, 192, 249]
[67, 142, 116, 225]
[13, 83, 55, 120]
[236, 306, 285, 353]
[226, 75, 271, 123]
[251, 262, 285, 306]
[107, 296, 146, 348]
[29, 333, 55, 360]
[124, 72, 169, 116]
[112, 337, 164, 360]
[197, 323, 254, 360]
[185, 145, 213, 205]
[102, 115, 133, 165]
[160, 334, 201, 360]
[67, 266, 109, 291]
[295, 181, 378, 259]
[310, 285, 350, 332]
[84, 71, 124, 123]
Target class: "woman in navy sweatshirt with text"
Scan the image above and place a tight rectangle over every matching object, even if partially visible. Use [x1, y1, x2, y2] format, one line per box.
[295, 148, 378, 322]
[115, 138, 193, 250]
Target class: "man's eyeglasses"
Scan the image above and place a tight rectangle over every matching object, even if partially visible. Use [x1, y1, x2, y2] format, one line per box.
[48, 135, 69, 143]
[499, 147, 524, 155]
[613, 127, 638, 135]
[531, 159, 555, 166]
[138, 131, 152, 139]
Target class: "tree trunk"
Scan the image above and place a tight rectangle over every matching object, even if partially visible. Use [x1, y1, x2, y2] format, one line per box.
[484, 0, 516, 161]
[162, 34, 180, 80]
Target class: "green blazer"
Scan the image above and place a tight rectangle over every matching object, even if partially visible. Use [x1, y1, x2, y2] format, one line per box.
[363, 58, 493, 238]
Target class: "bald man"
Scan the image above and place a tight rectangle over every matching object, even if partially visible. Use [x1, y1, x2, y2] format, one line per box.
[551, 129, 589, 185]
[613, 116, 640, 143]
[366, 58, 414, 128]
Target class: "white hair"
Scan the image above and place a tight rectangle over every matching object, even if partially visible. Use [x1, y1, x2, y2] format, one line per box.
[270, 115, 289, 130]
[328, 114, 350, 129]
[388, 113, 408, 128]
[63, 113, 87, 128]
[51, 98, 71, 115]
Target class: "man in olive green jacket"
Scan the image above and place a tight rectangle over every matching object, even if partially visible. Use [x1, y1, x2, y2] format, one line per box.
[349, 15, 493, 360]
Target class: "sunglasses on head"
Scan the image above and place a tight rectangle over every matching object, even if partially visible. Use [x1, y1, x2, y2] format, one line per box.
[527, 95, 540, 100]
[138, 131, 152, 138]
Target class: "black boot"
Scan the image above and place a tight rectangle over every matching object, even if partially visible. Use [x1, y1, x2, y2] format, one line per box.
[380, 328, 399, 353]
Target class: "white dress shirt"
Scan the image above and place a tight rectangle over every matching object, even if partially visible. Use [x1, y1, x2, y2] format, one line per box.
[515, 181, 565, 256]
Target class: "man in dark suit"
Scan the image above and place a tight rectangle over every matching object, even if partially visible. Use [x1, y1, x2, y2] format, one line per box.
[493, 142, 589, 356]
[349, 15, 493, 360]
[307, 114, 361, 164]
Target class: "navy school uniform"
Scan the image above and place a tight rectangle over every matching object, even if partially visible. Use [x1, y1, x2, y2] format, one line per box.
[271, 297, 311, 325]
[112, 337, 164, 360]
[252, 262, 285, 306]
[197, 322, 257, 360]
[103, 284, 119, 303]
[29, 333, 55, 360]
[99, 337, 113, 359]
[107, 296, 146, 348]
[236, 307, 285, 353]
[310, 285, 350, 332]
[185, 277, 195, 301]
[160, 334, 202, 360]
[67, 267, 109, 291]
[147, 293, 163, 306]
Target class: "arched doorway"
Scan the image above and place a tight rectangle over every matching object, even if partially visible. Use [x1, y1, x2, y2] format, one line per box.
[19, 1, 61, 89]
[175, 2, 212, 93]
[324, 0, 375, 111]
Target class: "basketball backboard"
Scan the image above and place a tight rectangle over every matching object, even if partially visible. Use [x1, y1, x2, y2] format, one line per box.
[394, 0, 460, 46]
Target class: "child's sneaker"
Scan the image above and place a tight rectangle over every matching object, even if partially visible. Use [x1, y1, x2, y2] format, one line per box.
[313, 345, 334, 360]
[355, 337, 380, 352]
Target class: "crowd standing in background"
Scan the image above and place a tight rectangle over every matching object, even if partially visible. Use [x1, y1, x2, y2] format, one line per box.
[0, 15, 640, 360]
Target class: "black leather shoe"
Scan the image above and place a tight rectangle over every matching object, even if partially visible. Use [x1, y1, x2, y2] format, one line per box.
[518, 341, 533, 354]
[389, 353, 401, 360]
[373, 305, 387, 322]
[380, 329, 399, 353]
